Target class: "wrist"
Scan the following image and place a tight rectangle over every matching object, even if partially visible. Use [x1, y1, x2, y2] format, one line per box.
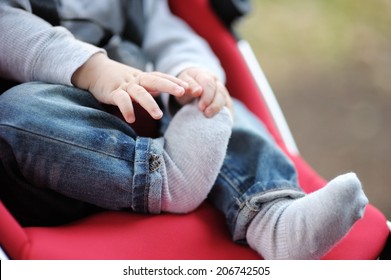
[71, 52, 108, 90]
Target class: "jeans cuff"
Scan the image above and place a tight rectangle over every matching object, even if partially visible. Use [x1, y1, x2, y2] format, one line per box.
[232, 186, 305, 243]
[131, 137, 164, 213]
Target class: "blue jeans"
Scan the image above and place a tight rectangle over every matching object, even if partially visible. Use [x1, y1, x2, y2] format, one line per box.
[0, 82, 303, 242]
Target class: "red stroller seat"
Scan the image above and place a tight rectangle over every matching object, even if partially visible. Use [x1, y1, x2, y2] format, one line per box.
[0, 0, 389, 260]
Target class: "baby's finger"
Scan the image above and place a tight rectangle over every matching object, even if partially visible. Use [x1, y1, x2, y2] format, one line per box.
[204, 88, 226, 118]
[178, 72, 203, 97]
[127, 84, 163, 120]
[138, 72, 187, 97]
[111, 88, 135, 123]
[175, 93, 196, 106]
[153, 71, 189, 88]
[196, 75, 217, 111]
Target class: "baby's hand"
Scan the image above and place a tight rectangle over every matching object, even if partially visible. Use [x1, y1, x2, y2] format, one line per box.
[72, 53, 188, 123]
[176, 67, 233, 118]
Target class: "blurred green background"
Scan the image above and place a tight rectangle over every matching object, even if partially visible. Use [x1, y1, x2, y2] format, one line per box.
[237, 0, 391, 218]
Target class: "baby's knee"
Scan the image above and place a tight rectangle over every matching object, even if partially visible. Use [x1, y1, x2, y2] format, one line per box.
[1, 83, 52, 125]
[1, 82, 60, 115]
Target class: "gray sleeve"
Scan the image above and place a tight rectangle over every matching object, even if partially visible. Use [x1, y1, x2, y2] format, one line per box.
[142, 0, 225, 83]
[0, 0, 105, 86]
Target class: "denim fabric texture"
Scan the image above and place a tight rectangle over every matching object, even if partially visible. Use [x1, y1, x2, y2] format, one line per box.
[0, 82, 304, 240]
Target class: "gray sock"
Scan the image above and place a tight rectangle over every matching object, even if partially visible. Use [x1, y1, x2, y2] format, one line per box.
[246, 172, 368, 259]
[159, 102, 233, 213]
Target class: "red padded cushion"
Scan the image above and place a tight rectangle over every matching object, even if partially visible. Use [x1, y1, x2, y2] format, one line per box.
[22, 203, 259, 260]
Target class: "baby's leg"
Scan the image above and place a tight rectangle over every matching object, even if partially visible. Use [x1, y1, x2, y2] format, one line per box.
[246, 172, 368, 259]
[159, 102, 233, 213]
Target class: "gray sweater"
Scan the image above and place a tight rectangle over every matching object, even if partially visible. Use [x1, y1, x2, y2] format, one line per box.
[0, 0, 225, 86]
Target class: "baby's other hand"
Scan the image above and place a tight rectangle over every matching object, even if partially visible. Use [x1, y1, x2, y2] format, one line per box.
[176, 67, 233, 118]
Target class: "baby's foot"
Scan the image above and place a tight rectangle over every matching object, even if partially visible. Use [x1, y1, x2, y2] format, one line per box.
[158, 102, 233, 213]
[246, 173, 368, 259]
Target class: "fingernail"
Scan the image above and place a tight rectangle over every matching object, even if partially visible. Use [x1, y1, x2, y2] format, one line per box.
[152, 109, 163, 119]
[127, 116, 135, 123]
[175, 86, 185, 95]
[192, 86, 202, 95]
[205, 108, 215, 118]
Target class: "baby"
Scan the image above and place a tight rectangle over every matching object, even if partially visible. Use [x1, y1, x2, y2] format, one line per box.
[0, 0, 368, 259]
